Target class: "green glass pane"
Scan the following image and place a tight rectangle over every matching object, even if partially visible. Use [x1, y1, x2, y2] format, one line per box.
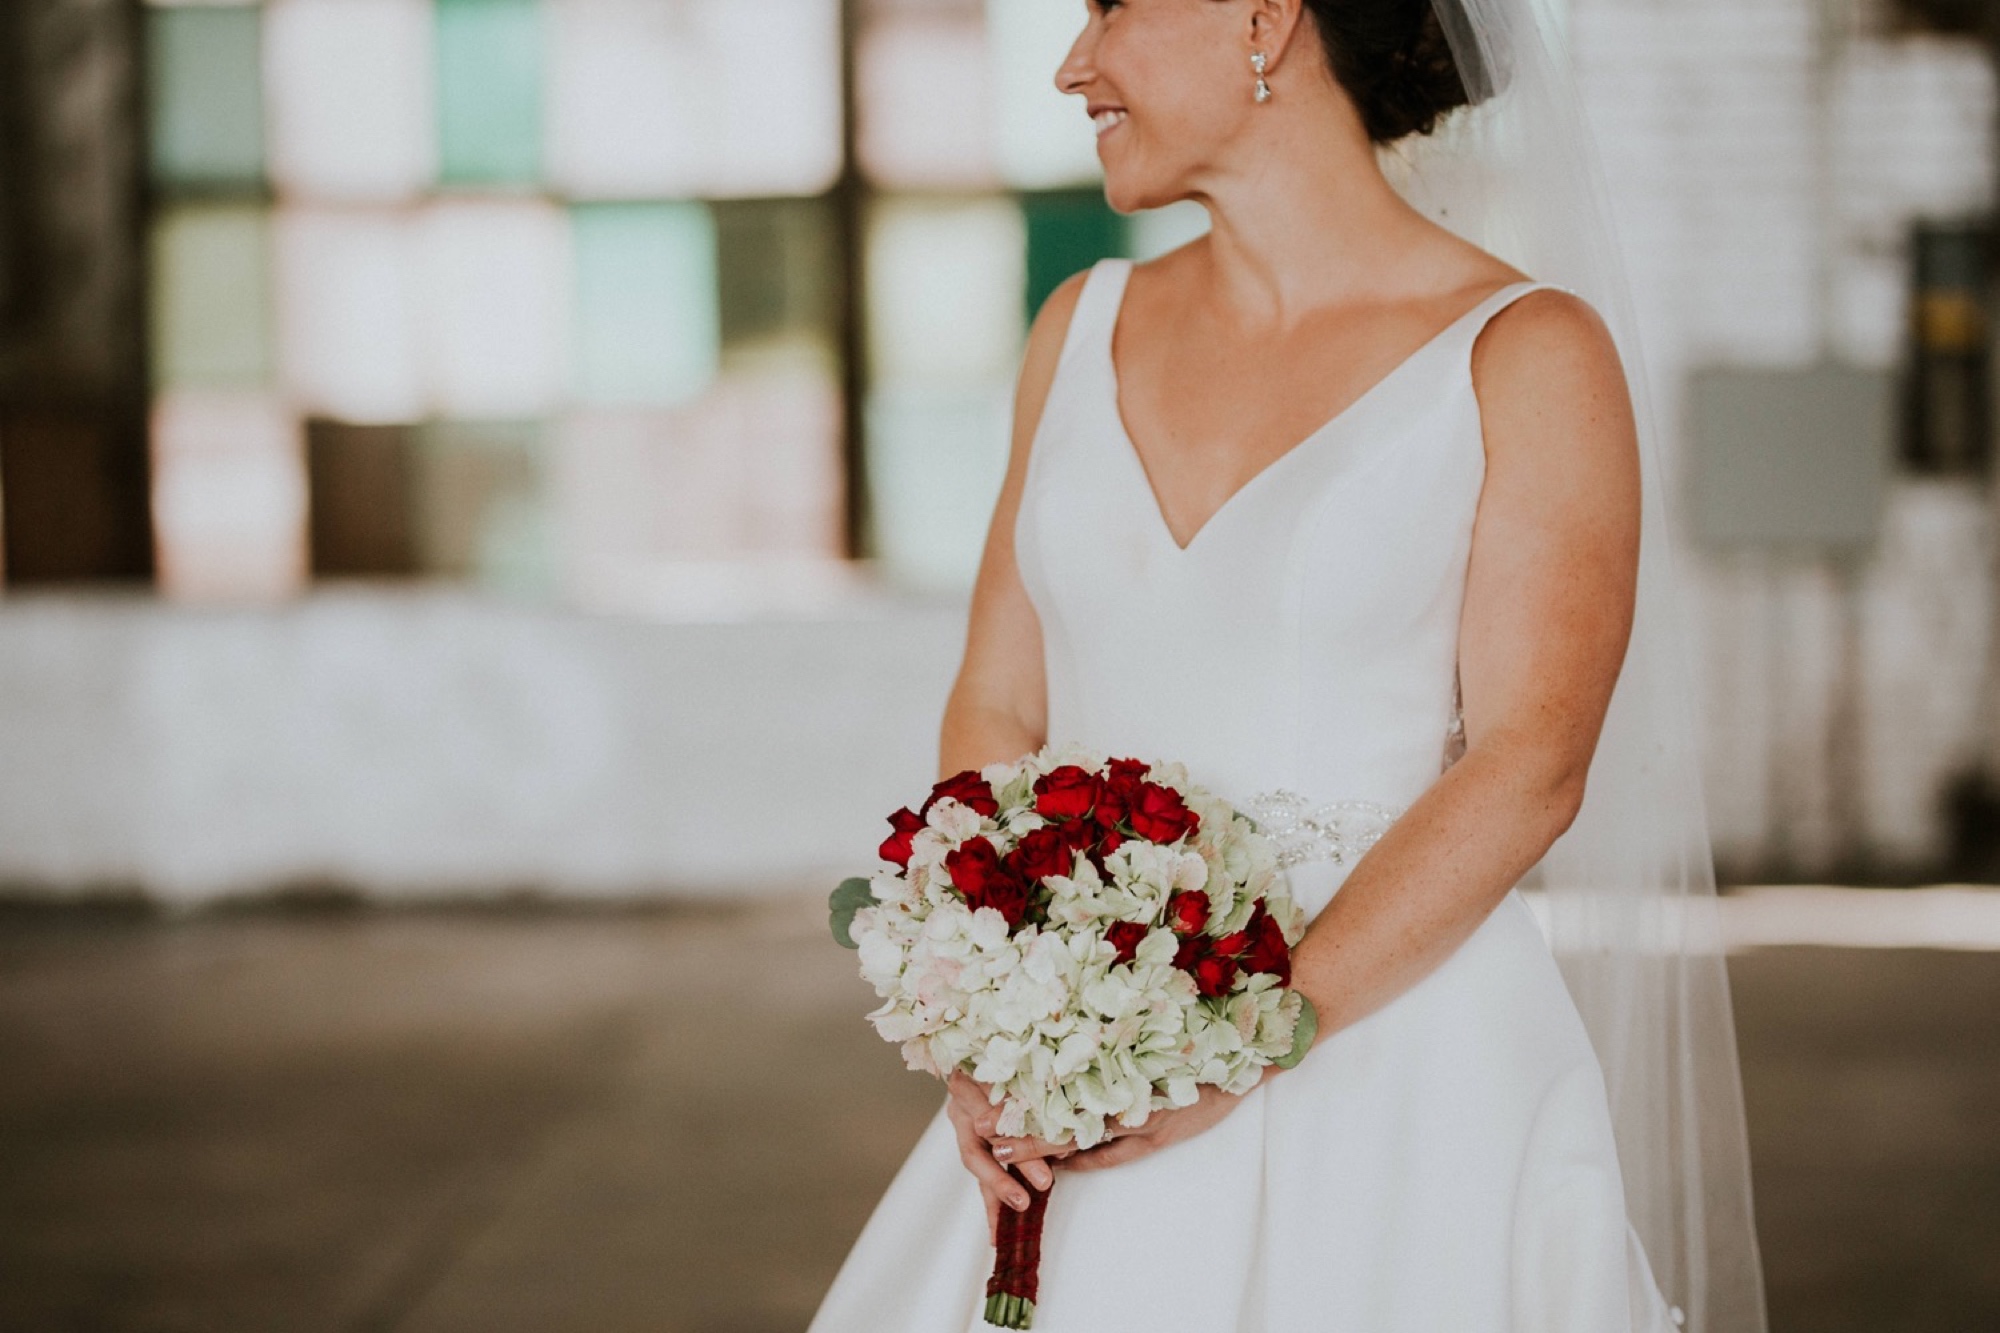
[413, 419, 551, 594]
[572, 202, 720, 407]
[714, 197, 835, 351]
[147, 7, 264, 189]
[150, 204, 273, 390]
[1023, 189, 1127, 323]
[436, 0, 543, 185]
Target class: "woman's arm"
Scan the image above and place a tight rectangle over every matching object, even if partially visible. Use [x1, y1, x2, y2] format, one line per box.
[940, 270, 1091, 1234]
[1009, 287, 1641, 1175]
[935, 272, 1086, 782]
[1286, 287, 1639, 1040]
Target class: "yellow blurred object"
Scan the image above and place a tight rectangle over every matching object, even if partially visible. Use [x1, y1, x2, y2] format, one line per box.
[1918, 290, 1986, 354]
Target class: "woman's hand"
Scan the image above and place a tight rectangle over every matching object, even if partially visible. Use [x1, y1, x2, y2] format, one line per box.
[954, 1069, 1276, 1212]
[1053, 1079, 1264, 1173]
[945, 1073, 1065, 1242]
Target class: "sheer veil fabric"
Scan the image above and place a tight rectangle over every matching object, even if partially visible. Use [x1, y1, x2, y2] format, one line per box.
[1390, 3, 1768, 1329]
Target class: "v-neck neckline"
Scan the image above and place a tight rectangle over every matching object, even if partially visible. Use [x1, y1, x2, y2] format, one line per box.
[1103, 259, 1537, 555]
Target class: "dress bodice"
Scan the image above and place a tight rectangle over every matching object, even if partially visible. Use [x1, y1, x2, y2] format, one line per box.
[1014, 257, 1558, 820]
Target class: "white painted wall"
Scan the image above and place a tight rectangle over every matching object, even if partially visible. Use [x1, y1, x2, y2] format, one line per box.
[0, 591, 965, 903]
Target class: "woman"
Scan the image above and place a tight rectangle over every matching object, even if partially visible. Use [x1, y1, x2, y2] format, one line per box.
[812, 1, 1764, 1329]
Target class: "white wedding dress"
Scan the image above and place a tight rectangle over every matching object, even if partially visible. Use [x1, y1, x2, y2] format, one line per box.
[810, 257, 1680, 1333]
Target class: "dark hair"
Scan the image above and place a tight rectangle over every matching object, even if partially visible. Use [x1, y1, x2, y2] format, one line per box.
[1302, 0, 1474, 143]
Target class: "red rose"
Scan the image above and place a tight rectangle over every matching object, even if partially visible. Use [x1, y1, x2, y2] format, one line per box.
[1128, 782, 1200, 844]
[1173, 934, 1204, 971]
[1080, 824, 1128, 876]
[1192, 952, 1240, 999]
[1007, 825, 1074, 883]
[981, 874, 1034, 929]
[1242, 907, 1292, 985]
[1034, 766, 1101, 822]
[1054, 818, 1099, 854]
[1077, 824, 1129, 878]
[1106, 921, 1148, 964]
[925, 769, 999, 818]
[943, 836, 1008, 898]
[1096, 758, 1149, 828]
[879, 807, 925, 868]
[944, 838, 1031, 928]
[1165, 890, 1209, 936]
[1106, 757, 1150, 793]
[1213, 929, 1251, 958]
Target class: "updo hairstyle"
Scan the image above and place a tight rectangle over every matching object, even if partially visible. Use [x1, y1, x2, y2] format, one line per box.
[1301, 0, 1475, 143]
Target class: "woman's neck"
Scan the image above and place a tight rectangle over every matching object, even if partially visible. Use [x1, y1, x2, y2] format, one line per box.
[1176, 113, 1458, 328]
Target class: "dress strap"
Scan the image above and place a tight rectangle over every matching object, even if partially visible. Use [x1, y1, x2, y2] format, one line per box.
[1051, 257, 1135, 375]
[1460, 279, 1577, 345]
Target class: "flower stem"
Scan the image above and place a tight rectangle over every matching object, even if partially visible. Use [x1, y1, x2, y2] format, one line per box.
[982, 1291, 1035, 1328]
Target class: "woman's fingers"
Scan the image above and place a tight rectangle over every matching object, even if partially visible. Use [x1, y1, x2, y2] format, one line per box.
[987, 1145, 1056, 1190]
[947, 1072, 1105, 1188]
[947, 1071, 992, 1120]
[986, 1134, 1070, 1181]
[948, 1073, 1018, 1142]
[1057, 1132, 1156, 1172]
[952, 1116, 1032, 1213]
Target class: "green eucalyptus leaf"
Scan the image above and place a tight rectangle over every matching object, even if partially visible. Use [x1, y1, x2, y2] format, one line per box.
[1273, 993, 1319, 1070]
[829, 876, 879, 950]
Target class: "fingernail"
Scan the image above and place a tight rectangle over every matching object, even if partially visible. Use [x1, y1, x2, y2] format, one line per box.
[1010, 1193, 1029, 1211]
[991, 1145, 1014, 1162]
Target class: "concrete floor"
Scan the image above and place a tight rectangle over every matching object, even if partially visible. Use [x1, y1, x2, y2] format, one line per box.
[0, 900, 1994, 1333]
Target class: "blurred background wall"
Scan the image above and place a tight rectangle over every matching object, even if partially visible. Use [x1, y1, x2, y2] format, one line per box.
[3, 0, 1999, 901]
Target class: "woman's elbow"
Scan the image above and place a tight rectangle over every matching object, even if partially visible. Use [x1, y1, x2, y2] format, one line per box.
[1479, 726, 1593, 840]
[1536, 742, 1595, 840]
[1547, 763, 1590, 839]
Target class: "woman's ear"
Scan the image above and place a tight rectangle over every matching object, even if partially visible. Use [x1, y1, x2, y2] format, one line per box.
[1247, 0, 1308, 71]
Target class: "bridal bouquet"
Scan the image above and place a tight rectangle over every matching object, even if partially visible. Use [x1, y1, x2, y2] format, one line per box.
[830, 745, 1317, 1329]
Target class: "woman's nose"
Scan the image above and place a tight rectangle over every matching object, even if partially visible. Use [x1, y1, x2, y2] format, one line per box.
[1053, 30, 1094, 96]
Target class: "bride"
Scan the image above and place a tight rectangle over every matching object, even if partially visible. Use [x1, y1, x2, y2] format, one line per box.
[813, 1, 1766, 1330]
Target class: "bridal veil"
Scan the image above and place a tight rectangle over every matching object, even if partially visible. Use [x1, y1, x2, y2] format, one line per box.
[1385, 2, 1770, 1330]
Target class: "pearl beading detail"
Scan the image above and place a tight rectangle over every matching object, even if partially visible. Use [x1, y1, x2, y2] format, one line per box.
[1241, 791, 1402, 869]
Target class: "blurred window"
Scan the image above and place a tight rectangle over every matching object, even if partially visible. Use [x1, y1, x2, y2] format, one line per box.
[138, 0, 1179, 606]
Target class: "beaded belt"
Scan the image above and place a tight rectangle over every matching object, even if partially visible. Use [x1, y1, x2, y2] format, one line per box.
[1241, 791, 1402, 869]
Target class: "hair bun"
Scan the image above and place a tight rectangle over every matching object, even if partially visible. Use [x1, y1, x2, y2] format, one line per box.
[1306, 0, 1477, 144]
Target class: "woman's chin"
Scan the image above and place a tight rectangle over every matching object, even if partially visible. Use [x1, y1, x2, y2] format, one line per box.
[1100, 173, 1176, 216]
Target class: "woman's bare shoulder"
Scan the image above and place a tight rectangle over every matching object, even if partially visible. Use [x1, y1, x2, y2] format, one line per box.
[1469, 284, 1625, 414]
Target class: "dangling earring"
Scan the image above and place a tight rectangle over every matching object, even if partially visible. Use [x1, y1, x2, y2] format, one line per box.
[1251, 51, 1272, 103]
